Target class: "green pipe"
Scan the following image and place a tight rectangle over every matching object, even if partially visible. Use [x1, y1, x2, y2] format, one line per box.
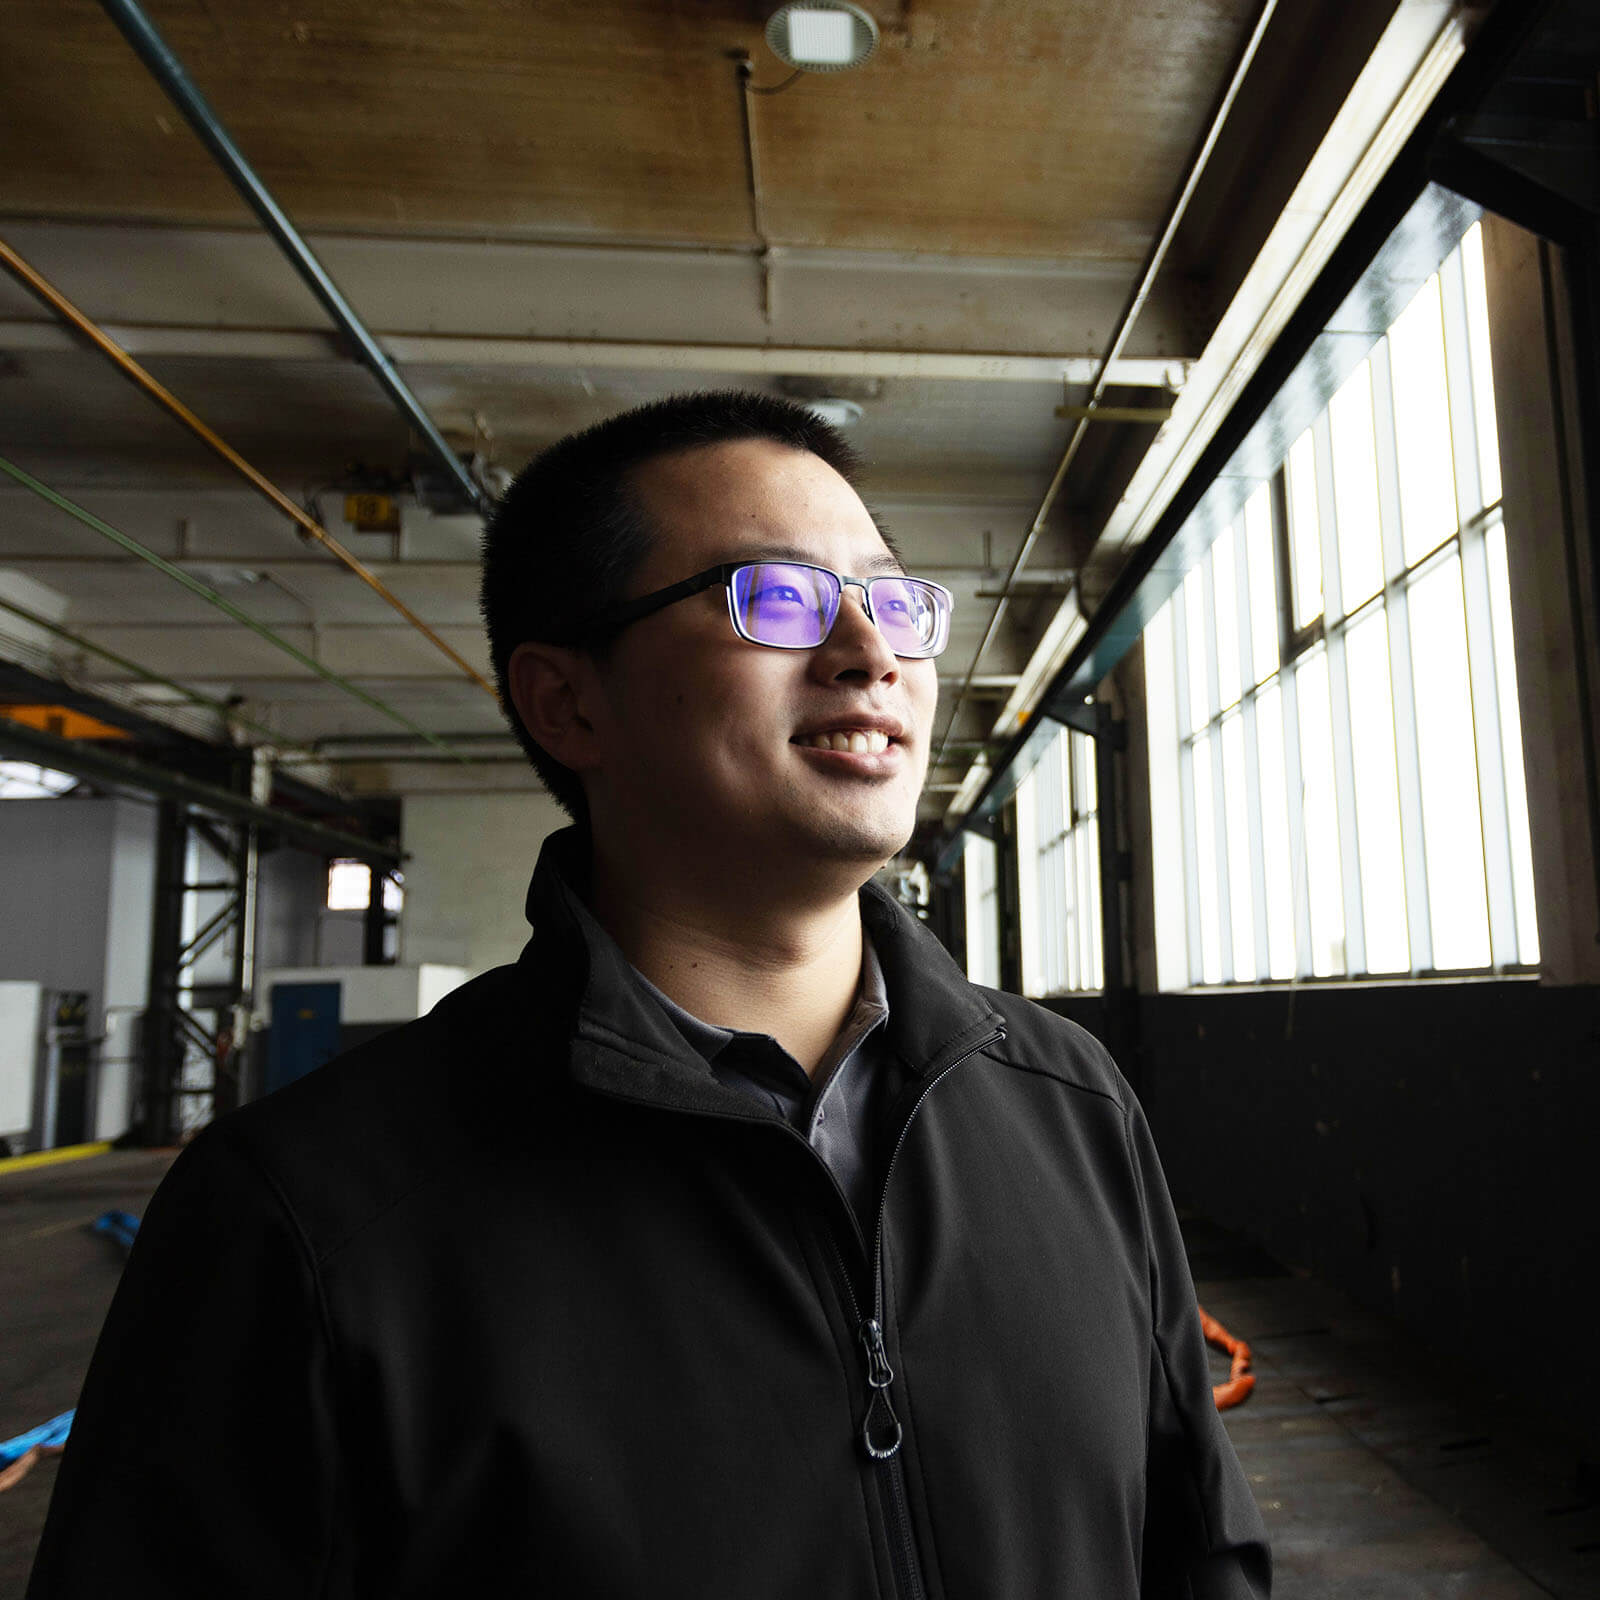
[0, 455, 466, 761]
[0, 592, 304, 751]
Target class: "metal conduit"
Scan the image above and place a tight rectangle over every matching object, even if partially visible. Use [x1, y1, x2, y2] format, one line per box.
[96, 0, 491, 520]
[0, 591, 308, 752]
[934, 0, 1280, 771]
[0, 239, 496, 700]
[0, 455, 468, 761]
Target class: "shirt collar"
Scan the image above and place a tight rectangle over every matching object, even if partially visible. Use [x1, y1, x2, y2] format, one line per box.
[520, 825, 1002, 1112]
[632, 930, 890, 1085]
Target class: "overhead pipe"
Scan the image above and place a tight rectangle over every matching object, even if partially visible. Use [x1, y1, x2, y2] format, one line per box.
[95, 0, 491, 519]
[934, 0, 1280, 772]
[0, 455, 468, 761]
[0, 239, 496, 700]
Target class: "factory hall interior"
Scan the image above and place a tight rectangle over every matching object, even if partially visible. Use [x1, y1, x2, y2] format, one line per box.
[2, 0, 1599, 1594]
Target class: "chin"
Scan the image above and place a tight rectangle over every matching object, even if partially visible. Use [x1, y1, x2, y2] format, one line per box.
[793, 808, 914, 866]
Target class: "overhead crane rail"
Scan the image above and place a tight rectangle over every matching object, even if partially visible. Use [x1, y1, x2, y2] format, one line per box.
[0, 591, 308, 754]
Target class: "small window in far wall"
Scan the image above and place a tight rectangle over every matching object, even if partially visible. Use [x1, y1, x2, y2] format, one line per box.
[327, 859, 372, 911]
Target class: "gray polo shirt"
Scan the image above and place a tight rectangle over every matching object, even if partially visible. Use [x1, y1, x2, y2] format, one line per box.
[633, 935, 890, 1234]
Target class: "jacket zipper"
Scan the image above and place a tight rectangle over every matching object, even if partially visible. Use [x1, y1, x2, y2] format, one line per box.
[822, 1021, 1006, 1600]
[578, 1015, 1006, 1600]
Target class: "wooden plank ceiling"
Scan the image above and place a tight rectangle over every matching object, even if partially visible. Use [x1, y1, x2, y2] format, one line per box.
[5, 0, 1257, 256]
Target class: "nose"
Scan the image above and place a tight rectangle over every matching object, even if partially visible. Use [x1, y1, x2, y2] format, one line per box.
[811, 580, 900, 685]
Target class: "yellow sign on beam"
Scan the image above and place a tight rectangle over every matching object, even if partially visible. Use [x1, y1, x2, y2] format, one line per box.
[344, 493, 400, 533]
[0, 704, 129, 740]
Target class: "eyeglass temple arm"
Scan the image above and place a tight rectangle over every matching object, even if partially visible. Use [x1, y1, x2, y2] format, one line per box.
[584, 563, 739, 635]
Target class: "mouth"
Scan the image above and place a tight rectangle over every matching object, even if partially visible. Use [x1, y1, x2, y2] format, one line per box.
[792, 728, 895, 756]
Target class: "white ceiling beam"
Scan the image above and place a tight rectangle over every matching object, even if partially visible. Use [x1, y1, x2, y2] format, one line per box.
[0, 221, 1199, 358]
[0, 319, 1189, 388]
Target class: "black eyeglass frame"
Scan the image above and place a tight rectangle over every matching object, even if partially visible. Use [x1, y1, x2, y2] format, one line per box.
[576, 560, 954, 658]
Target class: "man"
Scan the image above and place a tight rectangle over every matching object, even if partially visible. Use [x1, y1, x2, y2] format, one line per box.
[30, 391, 1270, 1597]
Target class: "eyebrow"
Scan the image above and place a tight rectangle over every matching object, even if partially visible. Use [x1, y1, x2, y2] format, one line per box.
[737, 544, 907, 576]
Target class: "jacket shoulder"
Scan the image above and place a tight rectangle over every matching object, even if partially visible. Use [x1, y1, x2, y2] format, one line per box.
[200, 961, 535, 1258]
[976, 986, 1132, 1112]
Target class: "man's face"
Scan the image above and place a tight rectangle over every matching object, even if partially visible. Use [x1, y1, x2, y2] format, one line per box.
[584, 437, 938, 873]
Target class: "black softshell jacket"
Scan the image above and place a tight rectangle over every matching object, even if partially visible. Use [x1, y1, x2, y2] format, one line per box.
[30, 828, 1271, 1599]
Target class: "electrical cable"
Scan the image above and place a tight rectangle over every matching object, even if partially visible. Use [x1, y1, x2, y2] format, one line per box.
[0, 455, 468, 761]
[0, 236, 497, 700]
[746, 67, 803, 95]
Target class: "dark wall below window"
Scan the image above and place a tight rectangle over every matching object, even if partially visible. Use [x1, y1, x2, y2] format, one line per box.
[1044, 980, 1600, 1454]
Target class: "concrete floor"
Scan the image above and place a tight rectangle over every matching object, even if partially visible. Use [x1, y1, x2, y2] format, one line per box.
[1, 1153, 1595, 1597]
[0, 1149, 177, 1594]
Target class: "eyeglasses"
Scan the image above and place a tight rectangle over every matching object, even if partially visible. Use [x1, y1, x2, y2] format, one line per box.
[581, 560, 954, 659]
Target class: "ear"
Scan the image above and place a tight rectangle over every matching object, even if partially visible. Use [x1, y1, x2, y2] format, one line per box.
[507, 641, 606, 775]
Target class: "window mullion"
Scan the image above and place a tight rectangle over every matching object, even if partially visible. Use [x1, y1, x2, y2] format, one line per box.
[1234, 517, 1268, 980]
[1369, 339, 1433, 973]
[1056, 739, 1069, 992]
[1312, 411, 1367, 975]
[1443, 257, 1518, 965]
[1279, 661, 1314, 978]
[1172, 599, 1204, 986]
[1200, 551, 1236, 982]
[1439, 248, 1486, 525]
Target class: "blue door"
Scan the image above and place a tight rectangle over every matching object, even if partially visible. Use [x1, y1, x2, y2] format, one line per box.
[266, 983, 342, 1094]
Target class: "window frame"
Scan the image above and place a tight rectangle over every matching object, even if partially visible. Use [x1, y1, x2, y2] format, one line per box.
[1152, 224, 1537, 989]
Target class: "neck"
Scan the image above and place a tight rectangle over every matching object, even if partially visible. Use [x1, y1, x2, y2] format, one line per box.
[586, 834, 869, 1078]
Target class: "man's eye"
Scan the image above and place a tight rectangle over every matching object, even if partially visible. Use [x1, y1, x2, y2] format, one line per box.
[757, 585, 806, 606]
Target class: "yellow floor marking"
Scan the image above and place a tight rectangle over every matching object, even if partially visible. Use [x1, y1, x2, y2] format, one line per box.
[0, 1142, 113, 1177]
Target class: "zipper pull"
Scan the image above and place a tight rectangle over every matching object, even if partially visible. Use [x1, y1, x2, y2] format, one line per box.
[858, 1317, 903, 1460]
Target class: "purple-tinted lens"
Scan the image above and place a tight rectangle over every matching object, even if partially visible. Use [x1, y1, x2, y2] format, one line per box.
[730, 563, 839, 647]
[868, 577, 949, 657]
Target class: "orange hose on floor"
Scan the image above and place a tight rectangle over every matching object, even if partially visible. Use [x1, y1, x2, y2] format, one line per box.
[1198, 1304, 1255, 1410]
[0, 1442, 64, 1492]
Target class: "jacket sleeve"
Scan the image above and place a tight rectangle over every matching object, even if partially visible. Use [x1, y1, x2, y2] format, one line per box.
[27, 1126, 345, 1598]
[1129, 1097, 1273, 1599]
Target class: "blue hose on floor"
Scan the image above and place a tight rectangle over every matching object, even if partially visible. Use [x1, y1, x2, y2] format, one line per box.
[0, 1411, 74, 1468]
[0, 1210, 141, 1479]
[91, 1209, 140, 1252]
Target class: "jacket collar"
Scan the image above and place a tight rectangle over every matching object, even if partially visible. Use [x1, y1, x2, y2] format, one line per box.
[519, 825, 1004, 1115]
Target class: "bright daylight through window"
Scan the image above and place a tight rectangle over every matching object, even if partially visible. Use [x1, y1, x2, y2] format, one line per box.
[1143, 223, 1537, 988]
[962, 833, 1001, 988]
[1013, 725, 1103, 996]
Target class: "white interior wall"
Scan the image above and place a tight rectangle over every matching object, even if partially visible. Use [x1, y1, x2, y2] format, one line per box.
[0, 795, 156, 1142]
[97, 798, 157, 1139]
[400, 791, 569, 976]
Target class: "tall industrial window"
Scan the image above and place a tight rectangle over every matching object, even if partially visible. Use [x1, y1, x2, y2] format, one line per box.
[962, 833, 1001, 988]
[1014, 724, 1103, 995]
[1144, 223, 1537, 988]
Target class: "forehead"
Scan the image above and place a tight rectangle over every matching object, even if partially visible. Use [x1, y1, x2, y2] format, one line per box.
[626, 437, 895, 584]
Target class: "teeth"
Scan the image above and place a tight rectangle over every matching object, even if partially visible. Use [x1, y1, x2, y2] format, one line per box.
[801, 730, 892, 753]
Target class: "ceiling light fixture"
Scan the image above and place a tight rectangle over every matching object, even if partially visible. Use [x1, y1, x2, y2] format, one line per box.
[801, 397, 864, 428]
[765, 2, 879, 73]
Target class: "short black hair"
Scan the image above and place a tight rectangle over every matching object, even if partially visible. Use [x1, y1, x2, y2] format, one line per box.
[480, 388, 881, 821]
